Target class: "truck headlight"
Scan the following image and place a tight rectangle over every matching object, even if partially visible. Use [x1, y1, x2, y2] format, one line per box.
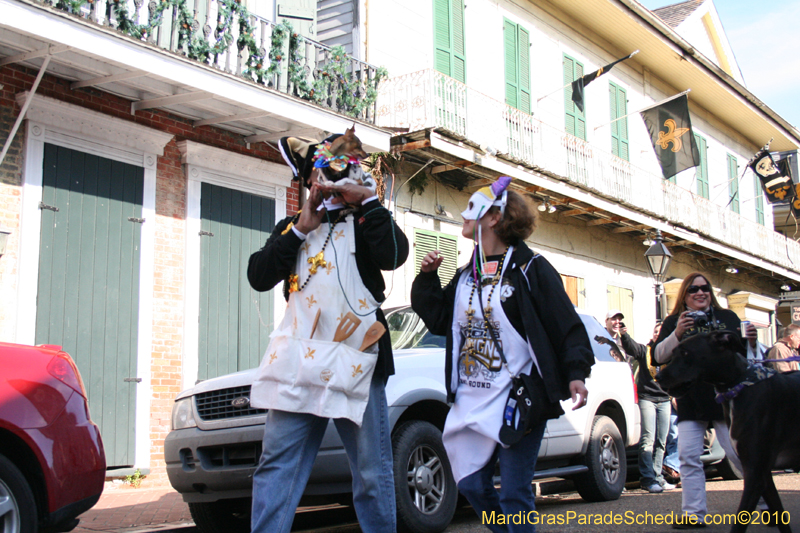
[171, 397, 197, 430]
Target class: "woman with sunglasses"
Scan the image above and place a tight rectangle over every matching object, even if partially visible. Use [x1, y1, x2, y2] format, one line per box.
[653, 272, 757, 528]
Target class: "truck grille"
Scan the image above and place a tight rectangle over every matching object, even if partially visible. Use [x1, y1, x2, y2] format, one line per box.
[195, 385, 266, 421]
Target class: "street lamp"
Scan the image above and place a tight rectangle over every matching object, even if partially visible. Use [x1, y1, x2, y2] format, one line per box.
[645, 229, 672, 320]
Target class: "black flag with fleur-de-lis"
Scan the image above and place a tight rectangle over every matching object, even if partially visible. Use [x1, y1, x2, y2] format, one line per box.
[750, 150, 795, 204]
[641, 94, 700, 179]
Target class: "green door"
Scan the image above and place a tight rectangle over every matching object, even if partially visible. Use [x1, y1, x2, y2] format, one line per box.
[198, 183, 275, 380]
[36, 144, 143, 468]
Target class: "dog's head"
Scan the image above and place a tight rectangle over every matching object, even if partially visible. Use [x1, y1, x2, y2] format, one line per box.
[656, 331, 749, 397]
[328, 125, 368, 162]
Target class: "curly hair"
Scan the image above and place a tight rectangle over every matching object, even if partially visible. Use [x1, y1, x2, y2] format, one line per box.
[488, 190, 537, 244]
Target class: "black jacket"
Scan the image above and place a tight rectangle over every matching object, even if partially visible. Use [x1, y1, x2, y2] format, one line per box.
[654, 307, 741, 422]
[247, 200, 409, 379]
[410, 242, 594, 404]
[620, 334, 670, 403]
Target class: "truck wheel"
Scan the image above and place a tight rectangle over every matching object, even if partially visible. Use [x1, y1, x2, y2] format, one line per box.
[393, 421, 457, 533]
[574, 415, 626, 502]
[0, 453, 37, 533]
[715, 456, 743, 480]
[188, 499, 250, 533]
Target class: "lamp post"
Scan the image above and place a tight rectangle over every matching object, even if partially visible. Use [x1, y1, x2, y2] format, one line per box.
[645, 229, 672, 320]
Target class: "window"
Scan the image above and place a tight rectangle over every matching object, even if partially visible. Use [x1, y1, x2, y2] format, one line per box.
[695, 134, 709, 199]
[609, 82, 629, 161]
[754, 172, 765, 225]
[561, 274, 586, 309]
[607, 285, 634, 337]
[414, 229, 458, 286]
[433, 0, 466, 83]
[503, 19, 531, 114]
[563, 54, 586, 140]
[728, 154, 739, 213]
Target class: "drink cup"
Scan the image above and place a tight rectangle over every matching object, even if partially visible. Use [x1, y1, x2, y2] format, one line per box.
[741, 320, 751, 338]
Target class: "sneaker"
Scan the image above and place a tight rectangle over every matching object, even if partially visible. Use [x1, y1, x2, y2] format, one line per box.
[645, 483, 663, 493]
[661, 481, 676, 491]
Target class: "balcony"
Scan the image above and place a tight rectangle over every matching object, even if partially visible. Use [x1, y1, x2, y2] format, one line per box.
[377, 69, 800, 273]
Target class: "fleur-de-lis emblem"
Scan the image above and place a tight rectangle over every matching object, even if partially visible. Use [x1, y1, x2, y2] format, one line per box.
[301, 241, 311, 254]
[336, 313, 345, 322]
[293, 317, 298, 331]
[359, 298, 369, 310]
[308, 251, 327, 274]
[288, 274, 300, 293]
[305, 348, 316, 359]
[268, 352, 277, 364]
[306, 295, 317, 308]
[333, 229, 345, 240]
[351, 364, 363, 377]
[325, 263, 336, 275]
[657, 119, 690, 152]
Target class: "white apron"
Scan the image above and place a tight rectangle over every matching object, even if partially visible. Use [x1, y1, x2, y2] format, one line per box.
[442, 248, 537, 483]
[250, 212, 380, 425]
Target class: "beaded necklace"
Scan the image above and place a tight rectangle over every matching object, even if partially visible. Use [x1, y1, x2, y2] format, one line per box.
[288, 210, 347, 293]
[465, 246, 509, 326]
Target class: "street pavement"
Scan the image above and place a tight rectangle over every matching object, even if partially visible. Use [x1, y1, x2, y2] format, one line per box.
[74, 473, 800, 532]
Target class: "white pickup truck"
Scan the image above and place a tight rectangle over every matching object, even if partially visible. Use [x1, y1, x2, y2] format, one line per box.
[165, 307, 639, 533]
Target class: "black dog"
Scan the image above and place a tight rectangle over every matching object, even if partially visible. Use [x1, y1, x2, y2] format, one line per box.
[658, 331, 800, 533]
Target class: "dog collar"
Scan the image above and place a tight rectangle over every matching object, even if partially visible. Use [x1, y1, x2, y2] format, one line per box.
[714, 364, 777, 403]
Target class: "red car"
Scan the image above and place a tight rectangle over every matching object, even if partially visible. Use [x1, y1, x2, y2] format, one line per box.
[0, 343, 105, 532]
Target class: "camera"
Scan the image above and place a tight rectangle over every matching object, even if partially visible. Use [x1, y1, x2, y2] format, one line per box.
[686, 310, 709, 329]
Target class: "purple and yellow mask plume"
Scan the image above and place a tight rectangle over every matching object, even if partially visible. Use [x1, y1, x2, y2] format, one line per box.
[461, 176, 512, 220]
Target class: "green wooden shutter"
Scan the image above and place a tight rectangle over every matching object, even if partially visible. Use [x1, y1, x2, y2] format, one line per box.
[433, 0, 466, 82]
[414, 229, 458, 287]
[451, 0, 466, 83]
[518, 27, 530, 114]
[728, 154, 740, 213]
[609, 83, 629, 161]
[36, 144, 143, 468]
[198, 183, 275, 380]
[563, 54, 586, 140]
[754, 173, 765, 225]
[503, 19, 518, 111]
[695, 134, 709, 198]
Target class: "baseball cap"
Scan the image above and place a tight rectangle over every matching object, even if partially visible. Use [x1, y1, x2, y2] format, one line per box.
[606, 310, 624, 320]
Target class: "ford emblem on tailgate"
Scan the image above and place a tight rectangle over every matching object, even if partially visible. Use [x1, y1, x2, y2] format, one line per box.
[231, 396, 250, 409]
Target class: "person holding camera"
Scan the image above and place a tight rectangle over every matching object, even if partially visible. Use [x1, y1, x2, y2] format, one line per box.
[411, 177, 593, 532]
[653, 272, 755, 528]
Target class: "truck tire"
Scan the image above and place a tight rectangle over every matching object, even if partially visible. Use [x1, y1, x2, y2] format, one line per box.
[0, 452, 37, 533]
[188, 499, 250, 533]
[392, 421, 457, 533]
[574, 415, 626, 502]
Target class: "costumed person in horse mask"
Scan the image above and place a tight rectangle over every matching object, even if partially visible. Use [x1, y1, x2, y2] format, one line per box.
[410, 176, 593, 532]
[248, 126, 409, 533]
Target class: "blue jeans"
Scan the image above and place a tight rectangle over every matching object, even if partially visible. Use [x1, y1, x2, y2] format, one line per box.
[638, 398, 671, 487]
[250, 371, 396, 533]
[457, 422, 547, 533]
[663, 405, 680, 473]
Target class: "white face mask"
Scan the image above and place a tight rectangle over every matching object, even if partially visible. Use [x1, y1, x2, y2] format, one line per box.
[460, 176, 511, 220]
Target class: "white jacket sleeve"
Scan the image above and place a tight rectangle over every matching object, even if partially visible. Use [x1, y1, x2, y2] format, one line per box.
[654, 331, 681, 364]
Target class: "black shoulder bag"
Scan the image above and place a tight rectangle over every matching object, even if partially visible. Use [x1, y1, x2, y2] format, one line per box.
[475, 278, 549, 446]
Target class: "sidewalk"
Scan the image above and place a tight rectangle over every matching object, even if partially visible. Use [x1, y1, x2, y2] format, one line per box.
[74, 483, 194, 533]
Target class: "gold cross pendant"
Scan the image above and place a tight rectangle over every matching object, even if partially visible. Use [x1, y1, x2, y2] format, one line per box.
[307, 251, 327, 275]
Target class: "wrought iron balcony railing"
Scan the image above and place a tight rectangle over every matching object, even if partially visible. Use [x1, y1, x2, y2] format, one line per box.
[40, 0, 385, 122]
[376, 69, 800, 272]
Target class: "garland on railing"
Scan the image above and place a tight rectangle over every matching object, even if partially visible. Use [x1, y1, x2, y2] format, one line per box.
[51, 0, 386, 118]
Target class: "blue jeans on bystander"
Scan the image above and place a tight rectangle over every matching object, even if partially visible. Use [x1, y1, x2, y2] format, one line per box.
[638, 398, 671, 488]
[663, 403, 680, 474]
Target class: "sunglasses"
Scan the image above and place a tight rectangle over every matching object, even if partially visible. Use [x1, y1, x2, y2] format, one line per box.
[686, 284, 712, 294]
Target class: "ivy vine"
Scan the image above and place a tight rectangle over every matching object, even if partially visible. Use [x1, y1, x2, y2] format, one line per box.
[51, 0, 386, 118]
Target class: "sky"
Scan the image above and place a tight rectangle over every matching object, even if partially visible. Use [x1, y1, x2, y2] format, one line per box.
[639, 0, 800, 130]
